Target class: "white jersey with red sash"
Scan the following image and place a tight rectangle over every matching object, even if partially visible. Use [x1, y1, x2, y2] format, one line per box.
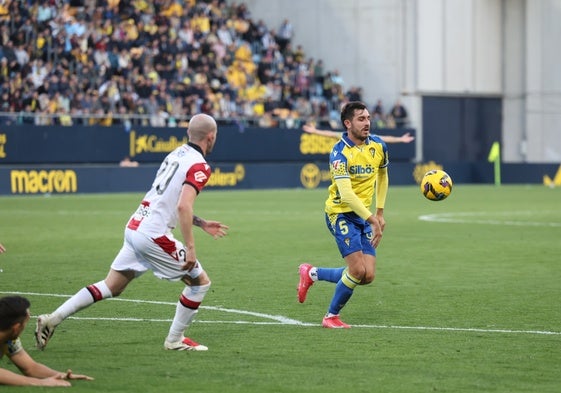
[127, 143, 211, 237]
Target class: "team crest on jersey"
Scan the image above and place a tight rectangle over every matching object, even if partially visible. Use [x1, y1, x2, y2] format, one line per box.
[332, 159, 342, 170]
[369, 148, 376, 157]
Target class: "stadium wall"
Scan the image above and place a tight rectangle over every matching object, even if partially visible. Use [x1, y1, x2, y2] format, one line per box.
[0, 125, 558, 195]
[241, 0, 561, 163]
[0, 125, 416, 165]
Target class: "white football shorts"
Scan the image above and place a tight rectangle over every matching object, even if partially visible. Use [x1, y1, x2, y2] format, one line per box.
[111, 228, 204, 281]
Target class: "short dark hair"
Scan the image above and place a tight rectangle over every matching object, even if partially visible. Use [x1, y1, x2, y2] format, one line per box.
[340, 101, 368, 129]
[0, 296, 30, 330]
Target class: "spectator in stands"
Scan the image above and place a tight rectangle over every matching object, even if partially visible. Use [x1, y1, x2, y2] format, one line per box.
[0, 91, 9, 112]
[37, 3, 55, 26]
[388, 99, 408, 128]
[119, 156, 139, 167]
[346, 86, 363, 102]
[276, 19, 294, 54]
[372, 99, 385, 120]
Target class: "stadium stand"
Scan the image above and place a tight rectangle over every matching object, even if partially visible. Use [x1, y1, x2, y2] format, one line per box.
[0, 0, 369, 129]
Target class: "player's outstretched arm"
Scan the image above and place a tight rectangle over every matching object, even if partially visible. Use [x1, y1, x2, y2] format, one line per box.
[193, 216, 229, 239]
[302, 124, 341, 138]
[304, 124, 414, 144]
[378, 132, 415, 144]
[4, 350, 94, 386]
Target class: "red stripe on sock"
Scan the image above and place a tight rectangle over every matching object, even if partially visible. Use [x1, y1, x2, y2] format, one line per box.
[86, 285, 104, 302]
[180, 295, 200, 310]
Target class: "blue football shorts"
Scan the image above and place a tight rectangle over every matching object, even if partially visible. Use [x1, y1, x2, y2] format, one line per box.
[325, 212, 376, 258]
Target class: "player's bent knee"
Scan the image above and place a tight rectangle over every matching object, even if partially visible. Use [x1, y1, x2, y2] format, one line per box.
[361, 273, 375, 284]
[184, 273, 211, 287]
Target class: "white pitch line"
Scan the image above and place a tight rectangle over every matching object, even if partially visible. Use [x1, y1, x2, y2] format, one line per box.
[419, 212, 561, 227]
[51, 316, 316, 326]
[351, 324, 561, 335]
[1, 291, 307, 326]
[2, 291, 560, 336]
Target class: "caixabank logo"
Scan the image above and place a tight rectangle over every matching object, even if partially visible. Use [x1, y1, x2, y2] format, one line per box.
[129, 130, 187, 157]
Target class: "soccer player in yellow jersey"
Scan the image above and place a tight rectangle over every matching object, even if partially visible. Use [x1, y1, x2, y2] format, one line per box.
[297, 101, 388, 328]
[0, 296, 93, 386]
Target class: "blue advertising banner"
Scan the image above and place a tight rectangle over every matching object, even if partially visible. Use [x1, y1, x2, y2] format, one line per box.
[0, 125, 416, 165]
[1, 161, 559, 196]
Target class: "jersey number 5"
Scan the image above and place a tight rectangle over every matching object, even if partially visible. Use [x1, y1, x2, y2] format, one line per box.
[338, 220, 349, 235]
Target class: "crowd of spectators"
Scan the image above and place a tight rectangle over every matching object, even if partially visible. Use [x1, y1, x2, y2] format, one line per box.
[0, 0, 407, 129]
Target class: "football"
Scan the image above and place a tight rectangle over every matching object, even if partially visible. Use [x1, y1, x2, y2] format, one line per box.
[421, 170, 453, 201]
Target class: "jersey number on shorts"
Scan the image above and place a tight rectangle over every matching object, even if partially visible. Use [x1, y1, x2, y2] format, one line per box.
[338, 220, 349, 235]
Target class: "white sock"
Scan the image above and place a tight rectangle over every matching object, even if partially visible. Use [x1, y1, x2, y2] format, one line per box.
[309, 267, 318, 281]
[51, 280, 112, 325]
[166, 283, 210, 343]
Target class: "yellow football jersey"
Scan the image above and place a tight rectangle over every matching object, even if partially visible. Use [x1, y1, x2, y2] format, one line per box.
[325, 133, 389, 214]
[1, 338, 23, 359]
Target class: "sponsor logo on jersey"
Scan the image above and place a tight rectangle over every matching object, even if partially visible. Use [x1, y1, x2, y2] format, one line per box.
[194, 171, 208, 183]
[127, 201, 151, 230]
[349, 165, 374, 175]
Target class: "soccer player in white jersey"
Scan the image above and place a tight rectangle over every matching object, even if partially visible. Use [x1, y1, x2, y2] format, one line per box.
[35, 113, 229, 351]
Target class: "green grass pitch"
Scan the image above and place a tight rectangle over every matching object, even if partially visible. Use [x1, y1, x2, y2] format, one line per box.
[1, 185, 560, 392]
